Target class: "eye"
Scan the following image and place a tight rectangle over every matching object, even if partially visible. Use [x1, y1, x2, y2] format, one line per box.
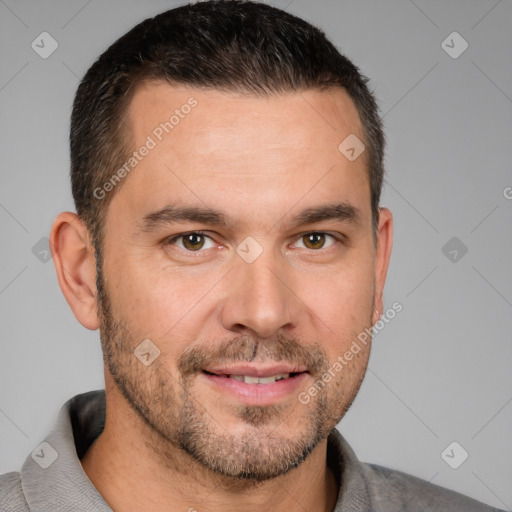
[167, 231, 216, 252]
[292, 232, 338, 250]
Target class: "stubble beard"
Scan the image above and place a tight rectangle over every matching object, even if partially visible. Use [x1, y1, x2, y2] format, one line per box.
[95, 262, 371, 482]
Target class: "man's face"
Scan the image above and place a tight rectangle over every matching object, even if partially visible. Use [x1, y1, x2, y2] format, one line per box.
[96, 82, 384, 480]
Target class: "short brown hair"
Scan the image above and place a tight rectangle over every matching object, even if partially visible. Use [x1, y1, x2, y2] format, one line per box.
[70, 0, 385, 255]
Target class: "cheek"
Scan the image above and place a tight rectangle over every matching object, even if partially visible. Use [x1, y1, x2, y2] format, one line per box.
[105, 254, 219, 343]
[304, 262, 375, 360]
[306, 258, 374, 315]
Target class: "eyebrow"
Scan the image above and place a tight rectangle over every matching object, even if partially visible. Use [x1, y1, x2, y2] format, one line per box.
[138, 201, 362, 233]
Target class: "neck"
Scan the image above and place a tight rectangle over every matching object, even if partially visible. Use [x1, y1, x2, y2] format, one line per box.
[80, 385, 339, 512]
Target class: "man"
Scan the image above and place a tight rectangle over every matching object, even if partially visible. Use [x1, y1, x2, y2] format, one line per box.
[0, 1, 504, 511]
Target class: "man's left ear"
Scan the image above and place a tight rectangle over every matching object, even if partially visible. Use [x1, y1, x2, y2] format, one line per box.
[372, 207, 393, 325]
[50, 212, 99, 330]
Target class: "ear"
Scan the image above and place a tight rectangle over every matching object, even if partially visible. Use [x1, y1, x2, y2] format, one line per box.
[372, 207, 393, 325]
[50, 212, 99, 330]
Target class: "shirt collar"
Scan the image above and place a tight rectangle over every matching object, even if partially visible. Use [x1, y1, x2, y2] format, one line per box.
[21, 390, 112, 512]
[20, 389, 372, 511]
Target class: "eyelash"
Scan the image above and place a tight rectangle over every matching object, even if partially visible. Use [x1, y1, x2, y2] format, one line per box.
[165, 231, 344, 253]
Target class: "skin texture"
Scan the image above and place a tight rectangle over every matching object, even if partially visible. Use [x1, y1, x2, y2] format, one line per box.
[50, 82, 393, 512]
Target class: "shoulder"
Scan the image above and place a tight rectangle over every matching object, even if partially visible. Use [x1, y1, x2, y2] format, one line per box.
[328, 429, 504, 511]
[0, 471, 30, 512]
[361, 462, 505, 511]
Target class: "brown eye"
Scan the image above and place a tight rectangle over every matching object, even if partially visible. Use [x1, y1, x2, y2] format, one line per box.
[168, 232, 215, 252]
[302, 233, 326, 249]
[182, 233, 205, 250]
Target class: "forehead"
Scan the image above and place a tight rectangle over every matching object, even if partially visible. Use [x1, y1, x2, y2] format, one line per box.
[111, 81, 370, 230]
[127, 81, 365, 154]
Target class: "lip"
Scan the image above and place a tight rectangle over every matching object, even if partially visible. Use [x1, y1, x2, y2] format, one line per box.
[202, 364, 308, 378]
[200, 370, 309, 406]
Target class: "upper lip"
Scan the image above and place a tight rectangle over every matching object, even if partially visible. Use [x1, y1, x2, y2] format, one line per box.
[203, 364, 308, 378]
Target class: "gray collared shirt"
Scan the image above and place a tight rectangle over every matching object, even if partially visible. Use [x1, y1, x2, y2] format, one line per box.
[0, 390, 504, 511]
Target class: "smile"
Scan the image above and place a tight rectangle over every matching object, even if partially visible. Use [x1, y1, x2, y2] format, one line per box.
[200, 367, 309, 405]
[203, 371, 295, 384]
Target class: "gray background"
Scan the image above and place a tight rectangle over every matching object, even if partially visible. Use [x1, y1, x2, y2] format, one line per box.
[1, 0, 511, 508]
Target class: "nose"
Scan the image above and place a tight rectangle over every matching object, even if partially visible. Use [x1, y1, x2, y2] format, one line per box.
[219, 248, 301, 339]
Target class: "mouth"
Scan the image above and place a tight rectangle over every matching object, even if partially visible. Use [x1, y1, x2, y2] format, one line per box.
[200, 365, 310, 405]
[202, 370, 304, 384]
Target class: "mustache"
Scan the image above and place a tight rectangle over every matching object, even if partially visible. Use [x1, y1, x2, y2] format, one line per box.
[178, 333, 329, 377]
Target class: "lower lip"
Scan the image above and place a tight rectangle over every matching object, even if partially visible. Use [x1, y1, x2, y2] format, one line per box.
[200, 372, 309, 405]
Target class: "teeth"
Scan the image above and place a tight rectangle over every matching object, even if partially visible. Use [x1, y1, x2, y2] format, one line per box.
[228, 373, 290, 384]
